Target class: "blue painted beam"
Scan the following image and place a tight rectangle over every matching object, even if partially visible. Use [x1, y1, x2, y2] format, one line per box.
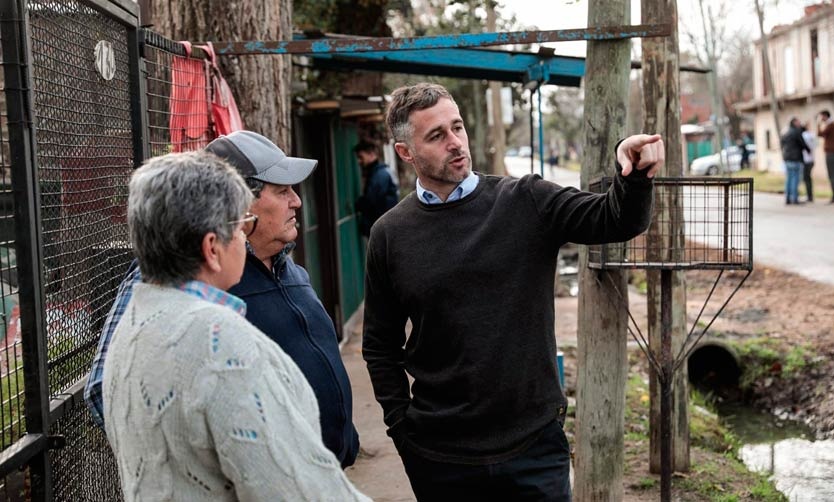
[305, 48, 585, 86]
[211, 24, 671, 55]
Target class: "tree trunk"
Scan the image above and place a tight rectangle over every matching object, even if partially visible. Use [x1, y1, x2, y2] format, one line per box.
[146, 0, 293, 149]
[466, 0, 487, 172]
[698, 0, 727, 171]
[333, 0, 389, 99]
[575, 0, 631, 499]
[642, 0, 690, 473]
[754, 0, 781, 138]
[486, 0, 506, 176]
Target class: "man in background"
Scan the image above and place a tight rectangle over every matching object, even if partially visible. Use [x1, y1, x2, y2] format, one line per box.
[781, 117, 809, 205]
[818, 110, 834, 203]
[801, 122, 817, 202]
[354, 140, 399, 237]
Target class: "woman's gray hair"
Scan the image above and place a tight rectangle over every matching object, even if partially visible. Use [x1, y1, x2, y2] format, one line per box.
[128, 151, 253, 285]
[385, 83, 456, 143]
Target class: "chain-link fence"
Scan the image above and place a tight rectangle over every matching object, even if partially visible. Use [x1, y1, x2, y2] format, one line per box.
[0, 0, 220, 499]
[25, 0, 134, 499]
[144, 31, 215, 158]
[0, 33, 30, 502]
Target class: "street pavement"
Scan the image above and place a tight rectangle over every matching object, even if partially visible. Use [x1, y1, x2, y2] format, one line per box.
[342, 158, 834, 500]
[751, 191, 834, 285]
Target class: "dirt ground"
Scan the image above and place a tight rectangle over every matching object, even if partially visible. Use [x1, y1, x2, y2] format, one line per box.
[683, 265, 834, 434]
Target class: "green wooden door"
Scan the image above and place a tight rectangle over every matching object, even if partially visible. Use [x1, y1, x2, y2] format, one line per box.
[332, 122, 365, 324]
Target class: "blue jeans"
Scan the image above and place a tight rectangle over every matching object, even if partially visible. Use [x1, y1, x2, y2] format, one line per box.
[784, 161, 802, 203]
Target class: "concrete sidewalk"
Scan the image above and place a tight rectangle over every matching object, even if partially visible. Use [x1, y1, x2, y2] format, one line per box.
[341, 307, 415, 501]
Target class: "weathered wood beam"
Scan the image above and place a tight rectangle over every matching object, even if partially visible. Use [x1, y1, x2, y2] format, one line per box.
[209, 24, 672, 55]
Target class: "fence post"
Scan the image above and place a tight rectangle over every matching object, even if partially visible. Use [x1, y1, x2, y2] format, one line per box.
[0, 0, 53, 499]
[129, 27, 149, 167]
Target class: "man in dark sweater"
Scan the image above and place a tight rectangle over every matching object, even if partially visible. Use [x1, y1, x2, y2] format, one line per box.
[362, 83, 662, 501]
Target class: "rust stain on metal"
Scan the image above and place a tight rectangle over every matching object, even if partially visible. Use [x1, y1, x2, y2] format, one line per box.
[210, 24, 672, 55]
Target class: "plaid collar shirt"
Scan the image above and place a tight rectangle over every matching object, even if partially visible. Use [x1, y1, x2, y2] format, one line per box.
[83, 263, 248, 429]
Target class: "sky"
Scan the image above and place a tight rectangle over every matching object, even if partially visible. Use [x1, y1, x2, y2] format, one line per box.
[499, 0, 818, 58]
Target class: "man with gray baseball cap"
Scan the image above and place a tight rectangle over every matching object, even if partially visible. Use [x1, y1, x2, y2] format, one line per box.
[205, 130, 317, 186]
[85, 131, 361, 468]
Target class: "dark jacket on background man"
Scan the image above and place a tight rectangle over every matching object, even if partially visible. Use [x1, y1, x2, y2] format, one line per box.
[230, 253, 360, 468]
[781, 123, 810, 162]
[356, 161, 399, 237]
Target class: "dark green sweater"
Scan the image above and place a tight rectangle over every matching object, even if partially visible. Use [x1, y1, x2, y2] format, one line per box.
[362, 170, 653, 464]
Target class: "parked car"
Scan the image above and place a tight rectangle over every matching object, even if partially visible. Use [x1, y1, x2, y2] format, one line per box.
[518, 145, 533, 158]
[690, 144, 756, 176]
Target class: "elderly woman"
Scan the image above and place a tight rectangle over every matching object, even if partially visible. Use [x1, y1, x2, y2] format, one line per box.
[103, 151, 369, 501]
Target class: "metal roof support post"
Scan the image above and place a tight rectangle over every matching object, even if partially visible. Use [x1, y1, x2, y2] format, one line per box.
[538, 85, 545, 177]
[528, 88, 535, 174]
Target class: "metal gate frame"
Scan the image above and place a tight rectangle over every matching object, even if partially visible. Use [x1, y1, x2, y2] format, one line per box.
[0, 0, 143, 499]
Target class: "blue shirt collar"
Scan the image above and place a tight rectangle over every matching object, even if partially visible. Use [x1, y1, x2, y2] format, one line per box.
[176, 280, 247, 316]
[416, 170, 479, 204]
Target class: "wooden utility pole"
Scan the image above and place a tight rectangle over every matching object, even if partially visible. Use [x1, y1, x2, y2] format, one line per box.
[575, 0, 631, 499]
[642, 0, 690, 476]
[147, 0, 293, 149]
[486, 0, 507, 176]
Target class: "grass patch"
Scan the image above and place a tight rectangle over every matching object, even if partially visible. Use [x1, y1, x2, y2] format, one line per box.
[0, 359, 26, 448]
[675, 456, 786, 502]
[689, 391, 740, 455]
[562, 159, 581, 172]
[623, 365, 786, 501]
[632, 477, 656, 490]
[731, 169, 833, 200]
[731, 337, 819, 389]
[628, 269, 648, 295]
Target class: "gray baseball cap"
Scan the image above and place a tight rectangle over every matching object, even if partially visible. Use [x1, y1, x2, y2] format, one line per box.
[205, 130, 317, 185]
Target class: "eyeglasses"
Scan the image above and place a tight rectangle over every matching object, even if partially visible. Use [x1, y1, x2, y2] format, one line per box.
[228, 212, 258, 238]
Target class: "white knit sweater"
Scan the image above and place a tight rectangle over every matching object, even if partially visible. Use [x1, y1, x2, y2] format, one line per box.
[103, 283, 370, 501]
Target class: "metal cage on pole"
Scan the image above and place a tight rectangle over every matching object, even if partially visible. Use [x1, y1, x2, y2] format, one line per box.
[588, 176, 754, 502]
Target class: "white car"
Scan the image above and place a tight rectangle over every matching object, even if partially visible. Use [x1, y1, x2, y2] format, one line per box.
[690, 144, 756, 175]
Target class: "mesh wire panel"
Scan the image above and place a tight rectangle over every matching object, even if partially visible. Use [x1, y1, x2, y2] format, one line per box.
[22, 1, 132, 499]
[144, 32, 214, 157]
[588, 177, 753, 270]
[0, 30, 32, 502]
[28, 0, 134, 396]
[50, 401, 122, 501]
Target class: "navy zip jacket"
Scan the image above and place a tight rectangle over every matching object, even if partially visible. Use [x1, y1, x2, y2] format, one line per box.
[781, 125, 809, 162]
[356, 161, 399, 237]
[230, 253, 359, 468]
